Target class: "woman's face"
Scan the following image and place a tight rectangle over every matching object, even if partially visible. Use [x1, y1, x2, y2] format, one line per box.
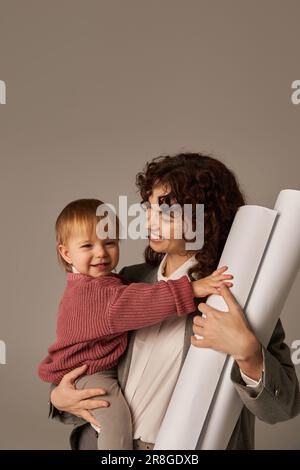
[145, 183, 187, 255]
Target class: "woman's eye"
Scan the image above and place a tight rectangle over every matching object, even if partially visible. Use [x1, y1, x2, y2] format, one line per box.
[106, 241, 116, 246]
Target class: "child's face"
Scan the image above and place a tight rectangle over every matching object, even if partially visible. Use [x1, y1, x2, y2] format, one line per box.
[59, 233, 119, 278]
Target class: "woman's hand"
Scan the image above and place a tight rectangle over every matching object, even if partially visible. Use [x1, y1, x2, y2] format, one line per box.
[50, 365, 109, 428]
[191, 266, 233, 298]
[191, 285, 263, 381]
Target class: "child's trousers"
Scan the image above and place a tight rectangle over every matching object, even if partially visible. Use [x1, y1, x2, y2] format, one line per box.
[75, 368, 133, 450]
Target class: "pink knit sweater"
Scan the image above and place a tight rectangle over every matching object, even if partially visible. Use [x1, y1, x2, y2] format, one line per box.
[38, 273, 196, 384]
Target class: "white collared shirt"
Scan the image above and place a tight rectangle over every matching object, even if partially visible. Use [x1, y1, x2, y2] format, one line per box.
[124, 254, 197, 443]
[124, 254, 261, 443]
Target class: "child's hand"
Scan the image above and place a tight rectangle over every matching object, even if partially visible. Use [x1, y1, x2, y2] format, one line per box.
[191, 266, 233, 298]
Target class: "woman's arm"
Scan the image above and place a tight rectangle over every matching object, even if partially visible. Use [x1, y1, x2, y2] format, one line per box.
[191, 285, 300, 423]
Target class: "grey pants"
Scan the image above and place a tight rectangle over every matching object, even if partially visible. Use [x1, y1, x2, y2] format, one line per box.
[75, 368, 133, 450]
[71, 427, 155, 451]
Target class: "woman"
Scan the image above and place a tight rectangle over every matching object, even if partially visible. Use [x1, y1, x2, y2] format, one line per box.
[49, 153, 300, 449]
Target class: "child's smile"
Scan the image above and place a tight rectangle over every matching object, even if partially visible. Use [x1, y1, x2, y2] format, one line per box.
[59, 234, 119, 278]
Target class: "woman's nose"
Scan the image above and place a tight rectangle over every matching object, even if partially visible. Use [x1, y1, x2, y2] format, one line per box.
[145, 208, 151, 230]
[145, 207, 159, 231]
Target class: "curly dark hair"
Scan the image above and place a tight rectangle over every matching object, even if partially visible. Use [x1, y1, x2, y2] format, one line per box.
[136, 153, 246, 280]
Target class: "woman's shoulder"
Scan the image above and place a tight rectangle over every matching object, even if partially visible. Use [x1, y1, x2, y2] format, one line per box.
[119, 262, 158, 283]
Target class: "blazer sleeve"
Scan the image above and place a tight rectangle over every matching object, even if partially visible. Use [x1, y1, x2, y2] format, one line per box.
[230, 319, 300, 424]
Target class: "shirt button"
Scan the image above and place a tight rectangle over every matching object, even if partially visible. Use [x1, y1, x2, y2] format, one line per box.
[274, 388, 280, 398]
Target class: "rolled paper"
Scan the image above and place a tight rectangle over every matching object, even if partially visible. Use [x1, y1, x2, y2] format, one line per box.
[154, 204, 278, 450]
[197, 189, 300, 449]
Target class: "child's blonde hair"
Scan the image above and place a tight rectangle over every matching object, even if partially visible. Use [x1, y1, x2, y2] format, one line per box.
[55, 198, 119, 272]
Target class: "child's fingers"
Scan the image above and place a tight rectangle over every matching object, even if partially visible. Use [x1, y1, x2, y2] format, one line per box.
[213, 266, 228, 274]
[224, 281, 233, 287]
[213, 274, 233, 281]
[213, 287, 222, 294]
[205, 286, 227, 296]
[215, 282, 233, 293]
[210, 276, 233, 285]
[212, 280, 233, 287]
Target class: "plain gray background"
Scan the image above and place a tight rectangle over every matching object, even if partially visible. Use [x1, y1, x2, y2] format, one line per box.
[0, 0, 299, 449]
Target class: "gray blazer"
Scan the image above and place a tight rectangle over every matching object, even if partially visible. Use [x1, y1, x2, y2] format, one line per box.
[50, 262, 300, 450]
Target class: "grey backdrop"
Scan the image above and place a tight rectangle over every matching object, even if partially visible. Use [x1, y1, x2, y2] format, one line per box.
[0, 0, 299, 449]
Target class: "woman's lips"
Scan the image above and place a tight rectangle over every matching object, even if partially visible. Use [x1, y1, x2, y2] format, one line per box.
[149, 235, 166, 242]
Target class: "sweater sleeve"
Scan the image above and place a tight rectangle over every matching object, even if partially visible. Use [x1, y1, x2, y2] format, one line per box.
[107, 275, 196, 334]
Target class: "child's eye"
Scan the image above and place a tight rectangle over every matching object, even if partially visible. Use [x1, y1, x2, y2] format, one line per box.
[81, 244, 92, 248]
[106, 241, 116, 246]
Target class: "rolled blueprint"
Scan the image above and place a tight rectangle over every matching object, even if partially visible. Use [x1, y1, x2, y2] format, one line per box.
[155, 204, 278, 449]
[154, 189, 300, 450]
[197, 189, 300, 449]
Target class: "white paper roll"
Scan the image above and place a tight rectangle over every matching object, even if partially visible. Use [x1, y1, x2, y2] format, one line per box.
[155, 189, 300, 450]
[197, 189, 300, 449]
[154, 205, 278, 450]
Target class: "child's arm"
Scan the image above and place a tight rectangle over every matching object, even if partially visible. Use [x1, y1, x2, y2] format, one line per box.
[107, 266, 233, 334]
[107, 275, 195, 334]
